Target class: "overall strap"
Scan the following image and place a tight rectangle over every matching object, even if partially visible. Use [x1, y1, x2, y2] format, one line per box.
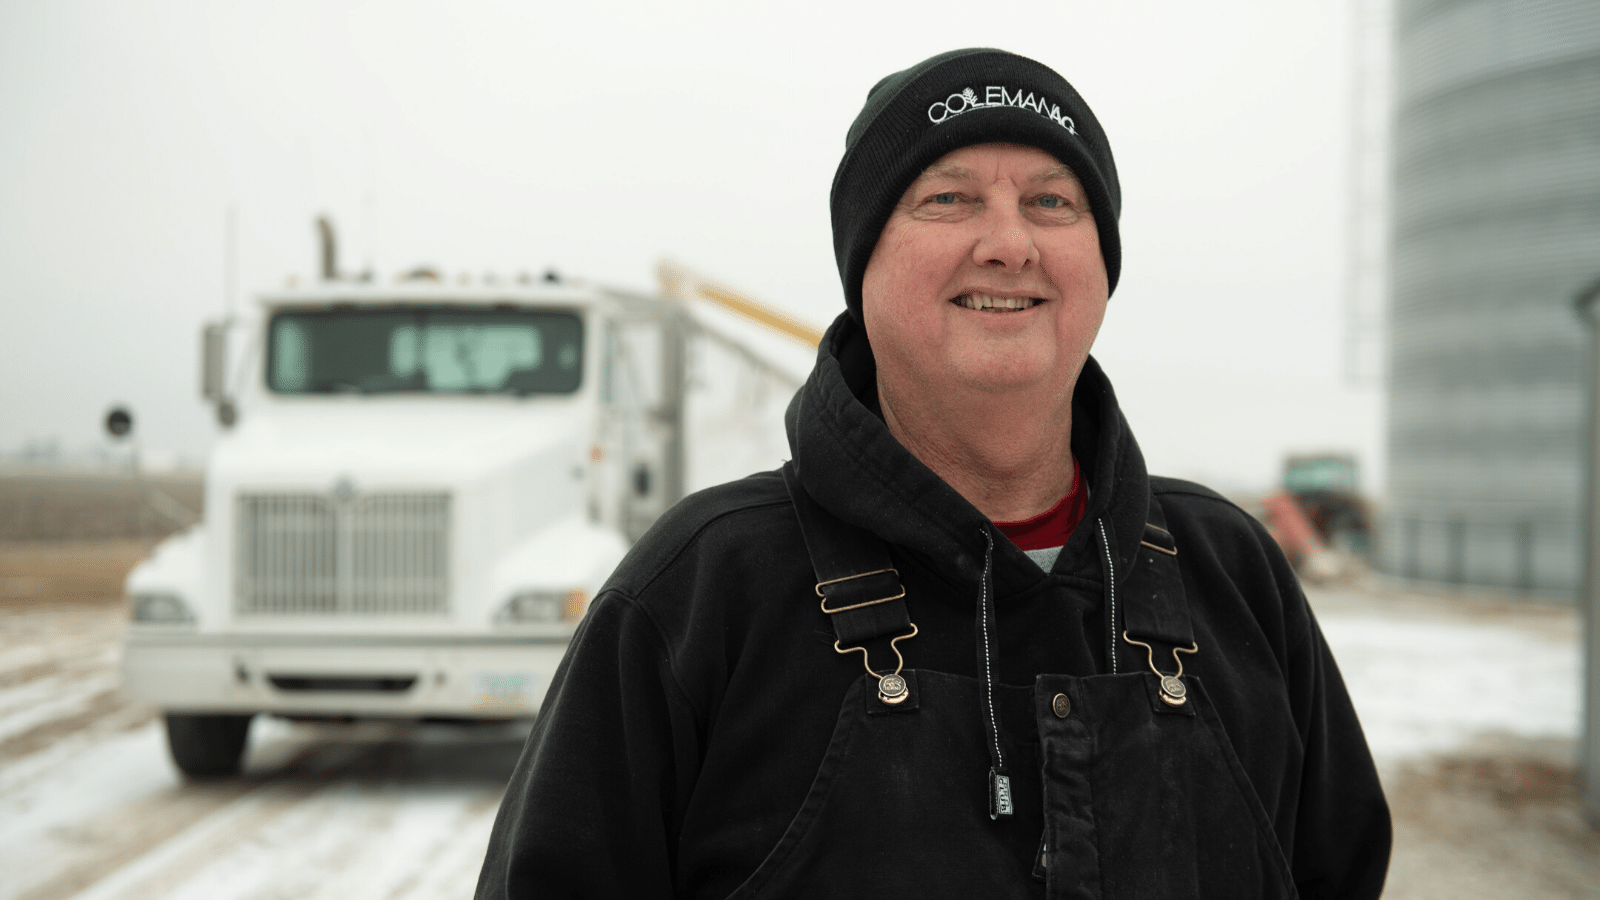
[1118, 494, 1199, 707]
[1120, 496, 1195, 648]
[780, 462, 915, 665]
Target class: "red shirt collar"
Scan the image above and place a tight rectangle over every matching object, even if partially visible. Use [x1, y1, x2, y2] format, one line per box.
[992, 457, 1088, 552]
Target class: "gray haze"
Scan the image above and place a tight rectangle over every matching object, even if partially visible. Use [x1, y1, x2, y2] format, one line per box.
[0, 0, 1380, 493]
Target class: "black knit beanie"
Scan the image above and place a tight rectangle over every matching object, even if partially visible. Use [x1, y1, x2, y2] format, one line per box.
[831, 48, 1122, 320]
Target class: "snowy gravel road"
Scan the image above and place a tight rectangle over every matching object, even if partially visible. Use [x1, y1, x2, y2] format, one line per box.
[0, 583, 1588, 899]
[3, 712, 525, 900]
[0, 600, 528, 900]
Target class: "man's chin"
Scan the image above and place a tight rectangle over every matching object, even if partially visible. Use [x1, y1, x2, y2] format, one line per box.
[947, 358, 1076, 398]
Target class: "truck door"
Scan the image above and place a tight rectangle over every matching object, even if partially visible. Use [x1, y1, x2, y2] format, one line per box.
[602, 312, 684, 541]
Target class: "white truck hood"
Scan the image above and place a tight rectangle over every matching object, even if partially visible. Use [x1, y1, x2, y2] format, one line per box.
[211, 397, 589, 486]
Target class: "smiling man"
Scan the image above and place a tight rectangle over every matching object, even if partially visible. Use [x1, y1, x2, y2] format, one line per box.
[477, 49, 1390, 899]
[864, 145, 1106, 524]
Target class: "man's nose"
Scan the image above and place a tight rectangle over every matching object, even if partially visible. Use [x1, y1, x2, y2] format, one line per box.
[971, 204, 1039, 272]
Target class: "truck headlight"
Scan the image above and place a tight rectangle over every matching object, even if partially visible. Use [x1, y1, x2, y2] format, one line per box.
[131, 592, 196, 624]
[496, 589, 588, 624]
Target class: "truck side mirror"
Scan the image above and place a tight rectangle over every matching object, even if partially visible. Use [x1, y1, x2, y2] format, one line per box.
[201, 322, 227, 402]
[201, 321, 238, 428]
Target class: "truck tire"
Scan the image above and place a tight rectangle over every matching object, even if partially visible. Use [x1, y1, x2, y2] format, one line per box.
[164, 712, 253, 778]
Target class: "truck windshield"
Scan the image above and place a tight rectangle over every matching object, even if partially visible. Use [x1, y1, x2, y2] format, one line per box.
[267, 307, 583, 395]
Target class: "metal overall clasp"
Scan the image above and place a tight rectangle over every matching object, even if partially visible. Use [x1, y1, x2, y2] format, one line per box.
[834, 625, 919, 704]
[1122, 631, 1199, 706]
[817, 568, 917, 705]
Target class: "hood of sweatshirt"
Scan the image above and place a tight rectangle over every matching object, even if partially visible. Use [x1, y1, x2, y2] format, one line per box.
[785, 311, 1152, 601]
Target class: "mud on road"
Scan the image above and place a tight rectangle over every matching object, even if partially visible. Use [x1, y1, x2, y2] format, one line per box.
[1383, 734, 1600, 900]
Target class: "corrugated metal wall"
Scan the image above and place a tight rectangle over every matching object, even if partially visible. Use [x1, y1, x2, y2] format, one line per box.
[1382, 0, 1600, 595]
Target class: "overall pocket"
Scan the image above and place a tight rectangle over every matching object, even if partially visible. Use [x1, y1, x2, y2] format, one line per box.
[724, 671, 1040, 900]
[1041, 673, 1296, 900]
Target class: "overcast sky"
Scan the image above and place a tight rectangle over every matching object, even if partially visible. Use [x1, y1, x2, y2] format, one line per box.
[0, 0, 1386, 494]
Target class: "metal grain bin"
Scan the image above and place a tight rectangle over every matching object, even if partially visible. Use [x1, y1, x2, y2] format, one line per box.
[1383, 0, 1600, 596]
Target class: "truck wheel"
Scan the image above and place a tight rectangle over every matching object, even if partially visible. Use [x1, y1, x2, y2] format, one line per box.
[164, 712, 253, 778]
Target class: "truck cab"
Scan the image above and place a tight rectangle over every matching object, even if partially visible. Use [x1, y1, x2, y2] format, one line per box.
[123, 280, 689, 776]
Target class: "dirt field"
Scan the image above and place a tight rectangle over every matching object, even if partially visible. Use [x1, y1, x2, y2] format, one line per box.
[1, 539, 1596, 898]
[0, 540, 152, 603]
[0, 465, 203, 542]
[1384, 734, 1600, 899]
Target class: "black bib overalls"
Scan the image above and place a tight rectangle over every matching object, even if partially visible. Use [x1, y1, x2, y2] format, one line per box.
[729, 467, 1298, 899]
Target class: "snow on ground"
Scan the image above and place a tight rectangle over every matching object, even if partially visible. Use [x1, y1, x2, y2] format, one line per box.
[1307, 586, 1600, 900]
[0, 599, 526, 900]
[1312, 591, 1580, 771]
[62, 722, 512, 900]
[0, 663, 121, 746]
[0, 583, 1591, 899]
[3, 713, 525, 900]
[0, 721, 177, 897]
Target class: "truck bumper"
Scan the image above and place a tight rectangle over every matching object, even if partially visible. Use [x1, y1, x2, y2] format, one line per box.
[121, 633, 572, 718]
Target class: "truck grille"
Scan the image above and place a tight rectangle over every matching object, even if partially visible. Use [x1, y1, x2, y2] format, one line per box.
[235, 492, 450, 615]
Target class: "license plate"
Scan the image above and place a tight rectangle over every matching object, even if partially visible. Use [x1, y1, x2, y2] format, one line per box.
[471, 671, 537, 711]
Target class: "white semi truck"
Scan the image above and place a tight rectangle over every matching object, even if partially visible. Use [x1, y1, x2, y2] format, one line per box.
[122, 261, 804, 778]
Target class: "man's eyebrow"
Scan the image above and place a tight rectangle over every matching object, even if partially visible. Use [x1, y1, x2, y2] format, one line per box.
[1031, 164, 1079, 182]
[919, 164, 977, 181]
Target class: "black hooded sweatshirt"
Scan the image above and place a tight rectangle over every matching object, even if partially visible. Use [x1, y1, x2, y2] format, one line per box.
[476, 313, 1391, 899]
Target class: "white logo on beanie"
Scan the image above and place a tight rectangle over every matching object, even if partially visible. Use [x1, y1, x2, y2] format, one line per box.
[926, 85, 1077, 135]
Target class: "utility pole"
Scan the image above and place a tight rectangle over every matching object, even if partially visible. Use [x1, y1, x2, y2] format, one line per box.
[1573, 273, 1600, 825]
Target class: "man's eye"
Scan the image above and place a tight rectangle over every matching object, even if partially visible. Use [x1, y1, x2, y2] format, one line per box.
[932, 193, 958, 205]
[1037, 195, 1064, 209]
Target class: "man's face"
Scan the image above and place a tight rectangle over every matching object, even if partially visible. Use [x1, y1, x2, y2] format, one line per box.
[862, 142, 1108, 405]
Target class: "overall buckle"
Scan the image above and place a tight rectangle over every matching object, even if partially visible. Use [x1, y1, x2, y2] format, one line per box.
[1122, 631, 1199, 706]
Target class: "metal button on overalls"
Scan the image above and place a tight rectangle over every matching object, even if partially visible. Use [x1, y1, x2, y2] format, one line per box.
[1052, 693, 1072, 718]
